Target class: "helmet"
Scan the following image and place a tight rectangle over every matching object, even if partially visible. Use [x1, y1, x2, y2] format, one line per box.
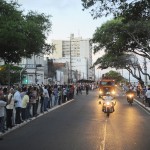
[106, 92, 111, 95]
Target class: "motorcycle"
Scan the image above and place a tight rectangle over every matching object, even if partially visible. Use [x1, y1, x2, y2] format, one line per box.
[127, 94, 134, 105]
[102, 100, 114, 117]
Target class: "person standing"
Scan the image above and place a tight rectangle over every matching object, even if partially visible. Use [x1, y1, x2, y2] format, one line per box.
[62, 88, 67, 103]
[29, 86, 38, 117]
[39, 85, 44, 113]
[0, 94, 7, 135]
[85, 84, 89, 95]
[47, 86, 53, 108]
[43, 85, 49, 111]
[6, 88, 14, 129]
[145, 86, 150, 107]
[58, 87, 62, 105]
[14, 87, 22, 124]
[21, 87, 29, 121]
[53, 85, 58, 106]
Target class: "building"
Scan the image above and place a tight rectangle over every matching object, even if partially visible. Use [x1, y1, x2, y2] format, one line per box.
[51, 34, 95, 81]
[19, 53, 45, 85]
[52, 57, 88, 81]
[46, 58, 68, 84]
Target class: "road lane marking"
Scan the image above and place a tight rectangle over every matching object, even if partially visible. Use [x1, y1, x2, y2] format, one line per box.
[100, 119, 107, 150]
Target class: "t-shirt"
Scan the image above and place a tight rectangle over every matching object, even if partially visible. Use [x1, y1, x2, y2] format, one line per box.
[22, 95, 29, 108]
[43, 89, 49, 98]
[0, 100, 7, 117]
[6, 93, 14, 109]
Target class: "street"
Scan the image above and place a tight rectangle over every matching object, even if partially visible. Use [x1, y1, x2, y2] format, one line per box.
[1, 89, 150, 150]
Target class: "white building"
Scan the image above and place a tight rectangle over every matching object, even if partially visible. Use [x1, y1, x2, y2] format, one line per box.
[20, 53, 45, 85]
[51, 34, 95, 80]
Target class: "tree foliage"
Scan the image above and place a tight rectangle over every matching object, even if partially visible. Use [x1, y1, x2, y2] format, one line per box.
[0, 64, 22, 85]
[81, 0, 150, 21]
[0, 0, 52, 64]
[94, 51, 145, 85]
[92, 18, 150, 60]
[103, 70, 126, 83]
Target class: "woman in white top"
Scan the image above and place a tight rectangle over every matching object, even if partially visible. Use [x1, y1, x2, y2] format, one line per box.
[6, 88, 14, 129]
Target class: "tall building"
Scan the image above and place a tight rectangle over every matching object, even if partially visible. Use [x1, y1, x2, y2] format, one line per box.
[51, 34, 95, 80]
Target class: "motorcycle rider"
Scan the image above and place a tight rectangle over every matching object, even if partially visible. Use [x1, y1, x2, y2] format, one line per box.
[102, 92, 116, 112]
[126, 88, 135, 103]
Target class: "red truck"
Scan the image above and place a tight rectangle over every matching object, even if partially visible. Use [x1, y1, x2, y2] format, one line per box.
[98, 79, 116, 98]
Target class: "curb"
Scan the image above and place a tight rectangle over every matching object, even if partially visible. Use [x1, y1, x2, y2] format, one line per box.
[0, 99, 74, 137]
[134, 99, 150, 113]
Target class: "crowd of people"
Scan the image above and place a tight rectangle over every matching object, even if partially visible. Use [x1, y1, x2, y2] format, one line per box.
[0, 84, 75, 135]
[0, 82, 96, 138]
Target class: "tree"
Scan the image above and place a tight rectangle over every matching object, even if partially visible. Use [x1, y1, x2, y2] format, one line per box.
[0, 64, 22, 85]
[92, 18, 150, 60]
[93, 52, 145, 85]
[104, 70, 126, 83]
[0, 0, 52, 64]
[81, 0, 150, 20]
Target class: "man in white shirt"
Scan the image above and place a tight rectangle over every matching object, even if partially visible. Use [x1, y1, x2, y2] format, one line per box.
[43, 86, 49, 111]
[14, 87, 22, 124]
[102, 92, 116, 112]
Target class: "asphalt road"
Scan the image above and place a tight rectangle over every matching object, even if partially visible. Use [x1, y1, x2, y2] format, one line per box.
[1, 89, 150, 150]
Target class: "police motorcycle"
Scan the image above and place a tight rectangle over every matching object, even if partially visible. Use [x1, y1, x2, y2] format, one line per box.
[101, 92, 116, 117]
[126, 89, 135, 105]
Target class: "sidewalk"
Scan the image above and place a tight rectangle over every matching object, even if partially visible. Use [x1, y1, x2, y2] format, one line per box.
[134, 97, 150, 113]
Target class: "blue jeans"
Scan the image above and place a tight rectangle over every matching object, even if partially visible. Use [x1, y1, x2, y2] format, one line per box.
[26, 103, 32, 119]
[44, 97, 48, 111]
[54, 96, 58, 106]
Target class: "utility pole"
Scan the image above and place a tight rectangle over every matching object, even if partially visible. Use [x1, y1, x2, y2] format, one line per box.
[143, 57, 148, 85]
[69, 36, 72, 84]
[34, 53, 37, 84]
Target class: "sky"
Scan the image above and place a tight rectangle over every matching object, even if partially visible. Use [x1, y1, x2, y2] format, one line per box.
[16, 0, 110, 41]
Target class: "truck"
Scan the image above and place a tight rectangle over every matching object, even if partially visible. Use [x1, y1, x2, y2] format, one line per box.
[98, 78, 116, 98]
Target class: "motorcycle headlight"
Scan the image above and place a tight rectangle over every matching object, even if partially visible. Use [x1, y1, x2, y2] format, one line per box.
[99, 90, 103, 94]
[106, 102, 110, 105]
[128, 94, 133, 98]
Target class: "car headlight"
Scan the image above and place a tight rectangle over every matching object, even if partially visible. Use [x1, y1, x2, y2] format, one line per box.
[111, 91, 115, 95]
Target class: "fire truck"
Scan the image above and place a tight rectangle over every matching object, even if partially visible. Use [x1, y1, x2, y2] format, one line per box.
[98, 78, 116, 98]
